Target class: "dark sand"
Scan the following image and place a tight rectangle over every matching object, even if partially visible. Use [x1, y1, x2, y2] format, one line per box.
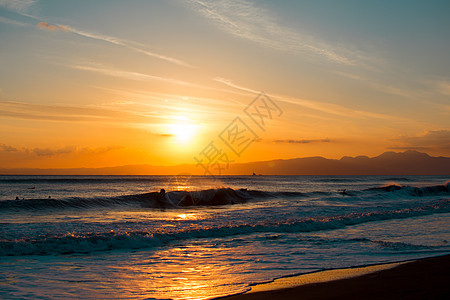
[224, 254, 450, 300]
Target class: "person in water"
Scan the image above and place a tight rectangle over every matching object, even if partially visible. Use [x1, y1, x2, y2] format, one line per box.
[156, 189, 166, 207]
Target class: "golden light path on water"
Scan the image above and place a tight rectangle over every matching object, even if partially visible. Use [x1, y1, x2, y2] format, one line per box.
[87, 242, 251, 300]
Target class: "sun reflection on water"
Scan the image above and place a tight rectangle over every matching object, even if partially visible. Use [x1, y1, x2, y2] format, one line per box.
[176, 213, 199, 220]
[109, 244, 249, 300]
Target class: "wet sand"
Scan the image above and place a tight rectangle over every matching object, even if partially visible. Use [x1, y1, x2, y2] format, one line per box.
[223, 254, 450, 300]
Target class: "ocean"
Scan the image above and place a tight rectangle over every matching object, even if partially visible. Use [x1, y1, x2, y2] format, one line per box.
[1, 175, 449, 299]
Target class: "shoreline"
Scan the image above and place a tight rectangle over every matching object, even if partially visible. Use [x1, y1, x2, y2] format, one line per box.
[221, 254, 450, 300]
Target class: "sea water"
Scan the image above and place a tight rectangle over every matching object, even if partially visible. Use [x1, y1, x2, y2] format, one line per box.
[1, 175, 449, 299]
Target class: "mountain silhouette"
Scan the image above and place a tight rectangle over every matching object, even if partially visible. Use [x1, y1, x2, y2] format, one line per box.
[229, 150, 448, 175]
[1, 151, 449, 175]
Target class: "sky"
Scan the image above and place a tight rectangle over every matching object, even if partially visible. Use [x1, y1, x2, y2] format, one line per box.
[0, 0, 449, 170]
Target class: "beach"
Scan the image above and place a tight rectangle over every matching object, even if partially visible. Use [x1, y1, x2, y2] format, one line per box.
[224, 254, 450, 299]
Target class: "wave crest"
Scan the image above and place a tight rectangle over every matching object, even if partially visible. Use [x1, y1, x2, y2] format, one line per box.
[1, 199, 449, 256]
[366, 182, 450, 195]
[0, 188, 280, 211]
[2, 183, 449, 211]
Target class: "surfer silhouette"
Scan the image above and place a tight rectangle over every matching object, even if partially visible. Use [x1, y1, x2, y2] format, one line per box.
[156, 189, 166, 207]
[339, 189, 348, 196]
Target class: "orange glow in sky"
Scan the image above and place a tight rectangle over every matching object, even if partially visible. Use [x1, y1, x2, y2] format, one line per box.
[0, 1, 449, 172]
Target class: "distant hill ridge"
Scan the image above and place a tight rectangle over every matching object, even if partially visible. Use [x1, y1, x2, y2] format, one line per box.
[1, 150, 449, 175]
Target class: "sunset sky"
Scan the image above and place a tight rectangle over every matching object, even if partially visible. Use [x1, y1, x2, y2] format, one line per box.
[1, 0, 449, 170]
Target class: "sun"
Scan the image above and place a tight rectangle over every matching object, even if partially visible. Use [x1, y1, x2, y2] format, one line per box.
[169, 122, 197, 143]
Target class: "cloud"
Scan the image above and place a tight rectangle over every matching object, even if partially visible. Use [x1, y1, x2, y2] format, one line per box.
[273, 93, 402, 121]
[369, 81, 428, 99]
[0, 144, 19, 152]
[211, 76, 403, 121]
[434, 80, 450, 96]
[213, 77, 258, 94]
[0, 145, 76, 157]
[104, 100, 136, 106]
[91, 87, 247, 119]
[32, 147, 56, 156]
[387, 146, 428, 150]
[334, 71, 429, 100]
[36, 21, 68, 31]
[71, 63, 199, 87]
[62, 25, 193, 68]
[22, 145, 76, 157]
[273, 138, 331, 144]
[78, 145, 124, 155]
[156, 133, 175, 138]
[0, 0, 36, 13]
[0, 1, 192, 68]
[391, 130, 450, 151]
[0, 16, 29, 27]
[71, 63, 253, 99]
[0, 101, 161, 124]
[0, 144, 123, 157]
[188, 0, 362, 65]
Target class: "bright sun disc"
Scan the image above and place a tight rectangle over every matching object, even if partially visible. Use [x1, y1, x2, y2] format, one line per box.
[169, 123, 197, 143]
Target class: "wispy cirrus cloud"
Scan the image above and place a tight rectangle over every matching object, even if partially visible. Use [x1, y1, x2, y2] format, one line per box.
[92, 86, 245, 118]
[62, 25, 193, 68]
[334, 70, 432, 100]
[213, 76, 404, 121]
[0, 101, 161, 124]
[0, 1, 192, 68]
[390, 130, 450, 151]
[432, 79, 450, 96]
[0, 16, 29, 26]
[36, 21, 67, 31]
[0, 0, 36, 14]
[188, 0, 362, 65]
[213, 77, 258, 94]
[71, 62, 201, 87]
[0, 98, 232, 127]
[72, 63, 256, 102]
[273, 138, 331, 144]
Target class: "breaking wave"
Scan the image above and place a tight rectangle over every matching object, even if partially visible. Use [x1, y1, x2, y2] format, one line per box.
[0, 188, 304, 211]
[1, 199, 449, 256]
[1, 183, 449, 211]
[365, 182, 450, 195]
